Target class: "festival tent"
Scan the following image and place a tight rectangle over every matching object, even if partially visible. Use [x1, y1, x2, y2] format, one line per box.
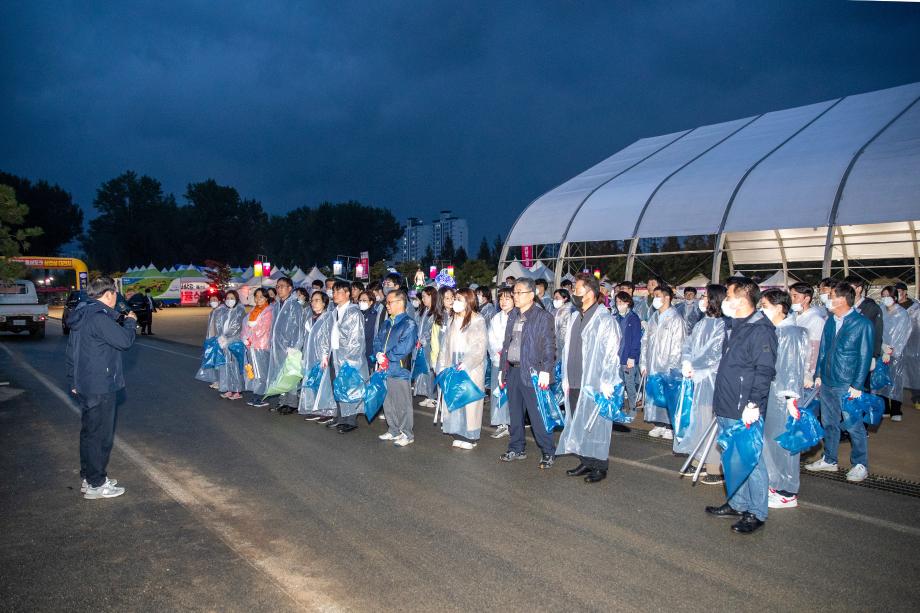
[759, 270, 800, 289]
[304, 266, 327, 285]
[291, 267, 308, 286]
[239, 265, 254, 281]
[528, 261, 555, 283]
[679, 274, 711, 289]
[500, 260, 531, 281]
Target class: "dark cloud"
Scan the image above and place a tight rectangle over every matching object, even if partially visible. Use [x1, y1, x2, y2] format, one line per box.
[2, 1, 919, 250]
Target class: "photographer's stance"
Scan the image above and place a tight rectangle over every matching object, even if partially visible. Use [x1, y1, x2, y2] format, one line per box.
[66, 277, 137, 500]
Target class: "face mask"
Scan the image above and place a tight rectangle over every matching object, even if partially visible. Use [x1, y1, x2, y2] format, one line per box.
[881, 296, 894, 307]
[452, 301, 465, 314]
[616, 305, 628, 316]
[477, 296, 486, 306]
[791, 302, 803, 313]
[297, 298, 306, 306]
[762, 306, 778, 321]
[651, 297, 663, 310]
[552, 298, 564, 309]
[209, 300, 219, 309]
[225, 299, 236, 308]
[697, 300, 707, 313]
[820, 293, 830, 306]
[383, 286, 394, 296]
[721, 299, 737, 317]
[359, 301, 370, 311]
[411, 298, 420, 308]
[326, 289, 333, 297]
[571, 294, 584, 309]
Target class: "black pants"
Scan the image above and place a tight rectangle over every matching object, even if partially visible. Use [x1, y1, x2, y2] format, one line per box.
[507, 366, 555, 456]
[139, 314, 152, 334]
[885, 397, 902, 417]
[568, 388, 609, 472]
[79, 392, 118, 487]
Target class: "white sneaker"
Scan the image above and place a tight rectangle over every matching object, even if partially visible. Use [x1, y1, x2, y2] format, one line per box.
[661, 428, 674, 440]
[209, 382, 219, 389]
[81, 478, 117, 493]
[891, 415, 902, 422]
[453, 440, 476, 450]
[378, 432, 398, 441]
[846, 464, 868, 482]
[84, 479, 125, 500]
[393, 434, 414, 447]
[648, 426, 664, 438]
[768, 490, 798, 509]
[422, 398, 437, 408]
[804, 457, 839, 472]
[379, 414, 386, 421]
[490, 424, 510, 439]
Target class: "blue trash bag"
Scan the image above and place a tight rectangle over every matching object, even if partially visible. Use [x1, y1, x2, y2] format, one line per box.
[717, 419, 764, 499]
[664, 374, 694, 439]
[870, 361, 892, 391]
[531, 369, 565, 431]
[775, 408, 824, 455]
[492, 385, 508, 409]
[302, 363, 323, 392]
[842, 391, 886, 427]
[645, 373, 668, 408]
[484, 353, 492, 389]
[593, 384, 631, 423]
[363, 371, 388, 422]
[201, 336, 226, 369]
[333, 362, 366, 404]
[227, 340, 247, 375]
[411, 346, 429, 380]
[551, 361, 565, 406]
[436, 367, 485, 412]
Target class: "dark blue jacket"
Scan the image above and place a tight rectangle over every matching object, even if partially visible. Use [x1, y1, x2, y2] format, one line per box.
[614, 310, 642, 363]
[816, 309, 874, 390]
[713, 311, 777, 420]
[500, 304, 556, 385]
[373, 312, 418, 380]
[65, 300, 137, 396]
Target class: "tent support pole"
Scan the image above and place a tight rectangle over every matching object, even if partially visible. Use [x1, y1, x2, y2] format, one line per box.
[774, 230, 789, 288]
[554, 242, 568, 287]
[836, 226, 850, 277]
[821, 224, 835, 279]
[910, 222, 920, 294]
[711, 234, 726, 284]
[624, 238, 639, 282]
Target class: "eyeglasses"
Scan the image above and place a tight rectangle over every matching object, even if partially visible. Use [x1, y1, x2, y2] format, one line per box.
[512, 290, 533, 296]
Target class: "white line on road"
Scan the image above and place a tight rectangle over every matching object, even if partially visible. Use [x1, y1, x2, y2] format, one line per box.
[133, 340, 200, 359]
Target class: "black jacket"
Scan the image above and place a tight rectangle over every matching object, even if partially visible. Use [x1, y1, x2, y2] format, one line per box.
[713, 311, 777, 420]
[500, 304, 556, 385]
[65, 300, 137, 396]
[855, 297, 883, 358]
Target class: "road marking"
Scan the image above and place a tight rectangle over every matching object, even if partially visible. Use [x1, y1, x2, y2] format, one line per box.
[134, 341, 200, 360]
[0, 343, 341, 612]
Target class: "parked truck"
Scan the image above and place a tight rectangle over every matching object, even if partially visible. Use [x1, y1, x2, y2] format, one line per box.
[0, 280, 48, 339]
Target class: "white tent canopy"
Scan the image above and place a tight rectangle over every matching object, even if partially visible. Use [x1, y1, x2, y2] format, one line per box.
[759, 270, 800, 289]
[679, 274, 710, 289]
[500, 260, 531, 281]
[528, 261, 555, 282]
[503, 82, 920, 281]
[304, 266, 327, 285]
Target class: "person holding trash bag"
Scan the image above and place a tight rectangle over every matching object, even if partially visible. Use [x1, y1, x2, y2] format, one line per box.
[876, 286, 910, 421]
[897, 281, 920, 411]
[640, 284, 687, 440]
[556, 273, 622, 483]
[326, 280, 368, 433]
[300, 291, 337, 422]
[613, 291, 643, 415]
[263, 277, 305, 414]
[195, 293, 226, 386]
[498, 278, 557, 468]
[413, 286, 440, 408]
[676, 284, 727, 484]
[487, 287, 514, 438]
[805, 282, 874, 483]
[437, 288, 488, 449]
[374, 288, 418, 447]
[216, 290, 246, 401]
[242, 288, 273, 406]
[759, 290, 808, 509]
[705, 276, 777, 534]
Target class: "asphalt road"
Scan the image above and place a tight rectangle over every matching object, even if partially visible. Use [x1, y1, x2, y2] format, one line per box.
[2, 325, 920, 612]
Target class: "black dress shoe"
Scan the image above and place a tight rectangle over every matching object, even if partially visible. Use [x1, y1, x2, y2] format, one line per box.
[324, 420, 340, 429]
[731, 512, 765, 534]
[705, 503, 741, 518]
[337, 424, 357, 434]
[584, 470, 607, 483]
[566, 464, 591, 477]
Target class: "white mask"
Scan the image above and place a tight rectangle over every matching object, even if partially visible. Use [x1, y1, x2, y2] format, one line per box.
[477, 296, 486, 306]
[697, 300, 707, 313]
[411, 298, 421, 308]
[651, 297, 663, 310]
[452, 300, 465, 314]
[820, 293, 830, 306]
[616, 305, 628, 316]
[762, 305, 778, 322]
[225, 299, 237, 308]
[359, 301, 370, 311]
[552, 298, 565, 309]
[209, 300, 219, 309]
[791, 302, 803, 313]
[297, 298, 306, 306]
[721, 298, 737, 317]
[326, 289, 333, 297]
[881, 296, 895, 307]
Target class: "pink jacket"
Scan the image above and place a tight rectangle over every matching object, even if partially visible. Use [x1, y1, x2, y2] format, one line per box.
[242, 306, 272, 351]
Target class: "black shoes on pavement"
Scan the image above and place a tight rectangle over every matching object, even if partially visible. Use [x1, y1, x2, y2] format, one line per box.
[566, 464, 591, 477]
[731, 512, 765, 534]
[705, 503, 741, 518]
[584, 470, 607, 483]
[336, 424, 357, 434]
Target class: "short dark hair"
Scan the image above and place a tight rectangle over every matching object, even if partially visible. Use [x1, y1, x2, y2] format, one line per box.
[704, 284, 727, 318]
[253, 288, 268, 301]
[553, 288, 571, 303]
[367, 281, 382, 294]
[225, 289, 240, 303]
[618, 280, 635, 292]
[831, 282, 856, 306]
[295, 287, 309, 300]
[383, 272, 402, 286]
[332, 279, 351, 293]
[647, 275, 663, 285]
[614, 291, 633, 307]
[87, 276, 117, 299]
[476, 285, 494, 303]
[276, 276, 293, 289]
[560, 279, 573, 289]
[311, 279, 324, 289]
[843, 275, 866, 291]
[683, 287, 697, 297]
[894, 281, 908, 292]
[574, 272, 600, 298]
[819, 277, 835, 289]
[727, 276, 760, 308]
[789, 282, 814, 301]
[655, 285, 674, 299]
[762, 289, 791, 316]
[352, 280, 365, 292]
[535, 278, 548, 290]
[387, 288, 408, 306]
[144, 288, 151, 293]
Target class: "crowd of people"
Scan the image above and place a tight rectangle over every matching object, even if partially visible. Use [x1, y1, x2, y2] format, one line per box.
[195, 269, 920, 534]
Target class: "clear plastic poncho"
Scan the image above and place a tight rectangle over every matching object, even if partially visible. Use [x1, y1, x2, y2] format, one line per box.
[413, 310, 437, 399]
[242, 306, 273, 396]
[673, 316, 726, 457]
[554, 304, 576, 362]
[763, 319, 808, 495]
[639, 307, 687, 425]
[438, 314, 488, 439]
[266, 297, 305, 405]
[556, 308, 622, 461]
[195, 304, 226, 382]
[487, 310, 511, 425]
[298, 310, 336, 416]
[332, 303, 369, 417]
[793, 307, 825, 386]
[217, 304, 247, 393]
[877, 305, 911, 400]
[903, 302, 920, 390]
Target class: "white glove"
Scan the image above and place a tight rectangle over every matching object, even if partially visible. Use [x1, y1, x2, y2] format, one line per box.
[497, 370, 504, 389]
[882, 354, 891, 364]
[882, 343, 893, 355]
[848, 386, 862, 399]
[681, 360, 693, 379]
[870, 358, 876, 371]
[217, 335, 228, 349]
[537, 371, 550, 390]
[562, 378, 570, 396]
[786, 398, 800, 419]
[741, 402, 760, 425]
[814, 377, 822, 388]
[600, 381, 614, 398]
[625, 358, 635, 370]
[804, 373, 814, 389]
[375, 352, 386, 364]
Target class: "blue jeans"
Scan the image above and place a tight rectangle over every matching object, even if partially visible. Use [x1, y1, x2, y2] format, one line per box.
[819, 384, 869, 468]
[717, 416, 768, 521]
[620, 364, 640, 408]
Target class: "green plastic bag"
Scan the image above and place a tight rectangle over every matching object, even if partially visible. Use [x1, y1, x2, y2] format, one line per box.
[265, 349, 304, 397]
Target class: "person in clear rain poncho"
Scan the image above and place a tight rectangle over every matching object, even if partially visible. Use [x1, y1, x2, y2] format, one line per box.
[242, 288, 273, 406]
[487, 286, 514, 437]
[413, 286, 440, 407]
[897, 282, 920, 411]
[556, 274, 622, 483]
[195, 294, 226, 385]
[327, 280, 368, 433]
[759, 290, 808, 509]
[300, 290, 337, 422]
[264, 277, 304, 413]
[640, 284, 687, 439]
[553, 288, 576, 362]
[216, 290, 247, 400]
[676, 284, 728, 484]
[877, 285, 911, 420]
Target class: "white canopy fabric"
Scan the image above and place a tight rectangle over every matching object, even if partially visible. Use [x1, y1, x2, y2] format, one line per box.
[528, 261, 555, 282]
[759, 270, 800, 289]
[500, 260, 530, 280]
[304, 266, 327, 285]
[679, 274, 710, 288]
[505, 82, 920, 267]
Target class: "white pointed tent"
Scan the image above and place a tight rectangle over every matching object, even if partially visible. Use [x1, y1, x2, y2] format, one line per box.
[500, 260, 531, 281]
[759, 270, 799, 289]
[304, 266, 327, 285]
[239, 265, 254, 281]
[291, 267, 308, 286]
[679, 274, 710, 289]
[528, 261, 555, 283]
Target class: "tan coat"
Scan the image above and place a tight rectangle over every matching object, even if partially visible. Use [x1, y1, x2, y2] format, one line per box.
[437, 313, 487, 433]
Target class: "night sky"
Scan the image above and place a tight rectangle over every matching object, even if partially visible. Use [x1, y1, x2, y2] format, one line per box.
[2, 1, 920, 247]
